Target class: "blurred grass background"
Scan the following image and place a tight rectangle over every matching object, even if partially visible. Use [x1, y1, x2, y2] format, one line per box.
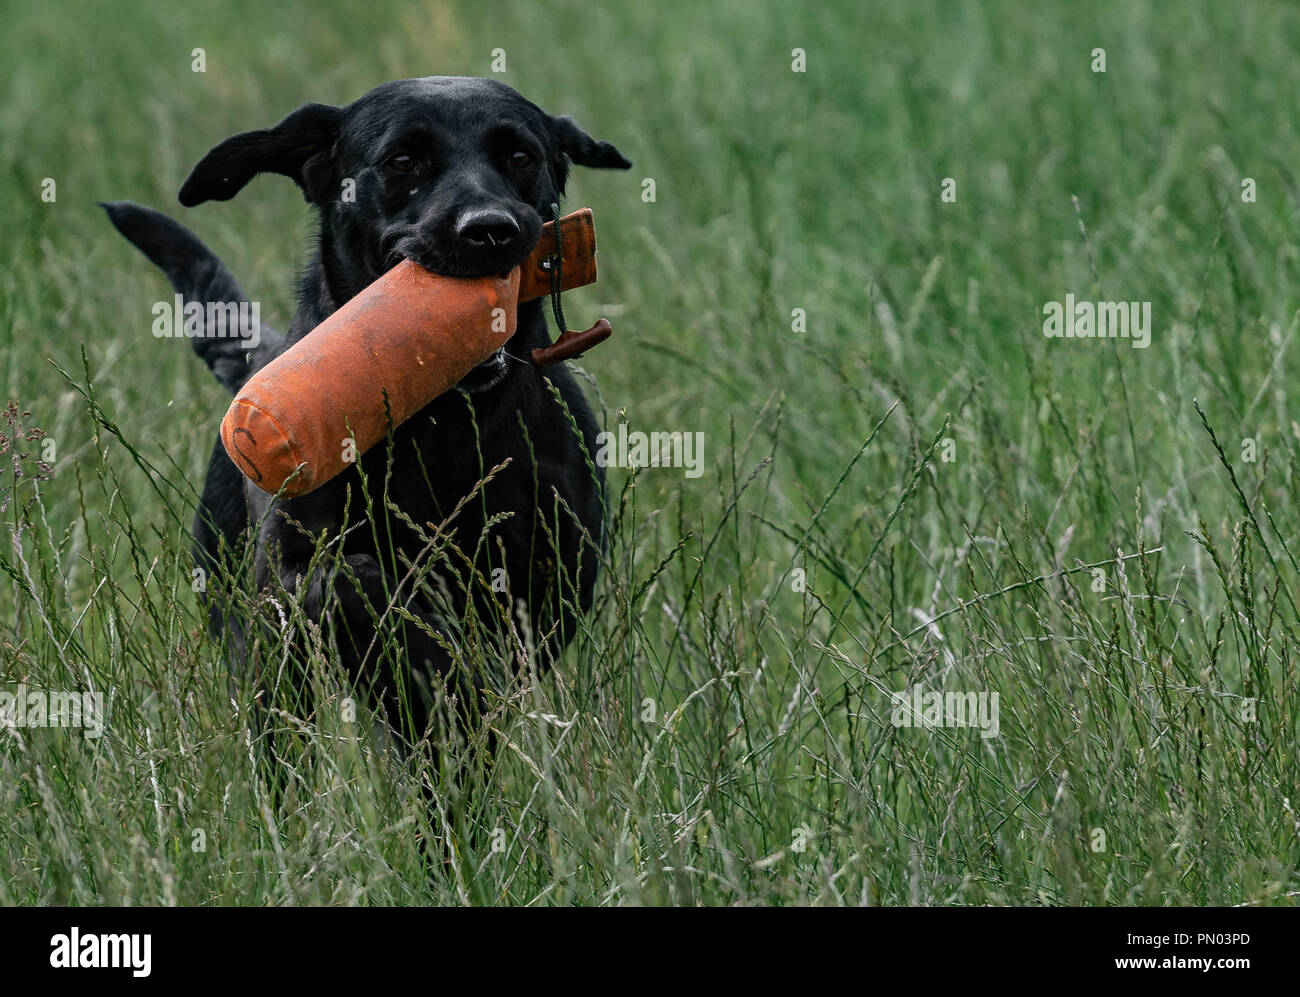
[2, 0, 1299, 905]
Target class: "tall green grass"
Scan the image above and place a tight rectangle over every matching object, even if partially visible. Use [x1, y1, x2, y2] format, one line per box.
[2, 0, 1299, 904]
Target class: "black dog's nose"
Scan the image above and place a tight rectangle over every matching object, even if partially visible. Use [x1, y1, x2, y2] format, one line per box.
[455, 208, 520, 247]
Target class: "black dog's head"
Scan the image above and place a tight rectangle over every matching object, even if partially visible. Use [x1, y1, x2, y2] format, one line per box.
[178, 77, 630, 298]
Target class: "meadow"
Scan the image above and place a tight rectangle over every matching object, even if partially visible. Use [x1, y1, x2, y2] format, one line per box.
[2, 0, 1299, 905]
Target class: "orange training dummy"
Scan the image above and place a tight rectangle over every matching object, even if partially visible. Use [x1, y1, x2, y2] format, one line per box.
[221, 209, 600, 498]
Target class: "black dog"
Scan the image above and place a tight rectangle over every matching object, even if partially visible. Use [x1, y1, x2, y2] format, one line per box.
[106, 77, 630, 740]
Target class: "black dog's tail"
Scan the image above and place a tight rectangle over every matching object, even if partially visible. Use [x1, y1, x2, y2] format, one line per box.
[102, 201, 283, 394]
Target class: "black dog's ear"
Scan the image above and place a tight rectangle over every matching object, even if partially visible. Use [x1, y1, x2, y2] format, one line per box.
[547, 114, 631, 192]
[179, 102, 342, 207]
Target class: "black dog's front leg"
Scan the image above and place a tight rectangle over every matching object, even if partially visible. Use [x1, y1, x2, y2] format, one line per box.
[252, 502, 473, 744]
[310, 551, 469, 740]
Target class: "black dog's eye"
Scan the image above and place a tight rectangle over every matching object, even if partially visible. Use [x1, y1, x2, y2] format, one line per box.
[509, 150, 534, 169]
[387, 153, 416, 173]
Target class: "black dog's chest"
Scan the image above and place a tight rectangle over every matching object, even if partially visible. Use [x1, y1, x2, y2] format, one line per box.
[348, 386, 526, 546]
